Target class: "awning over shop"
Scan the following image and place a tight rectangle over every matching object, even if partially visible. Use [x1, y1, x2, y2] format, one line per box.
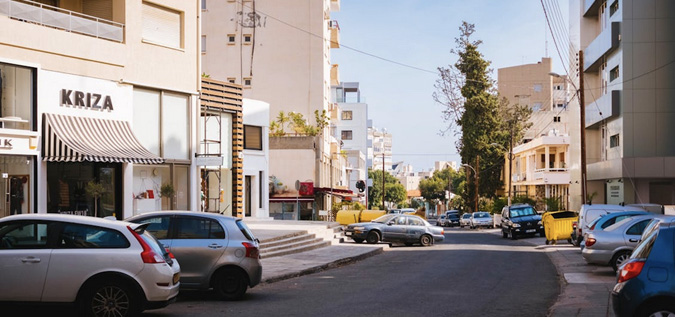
[43, 113, 164, 164]
[269, 191, 315, 203]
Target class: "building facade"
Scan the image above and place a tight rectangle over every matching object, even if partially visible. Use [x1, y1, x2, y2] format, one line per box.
[370, 127, 393, 173]
[572, 0, 675, 207]
[0, 0, 201, 219]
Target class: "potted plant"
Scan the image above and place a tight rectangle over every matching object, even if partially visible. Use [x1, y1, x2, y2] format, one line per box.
[160, 183, 175, 210]
[85, 180, 105, 217]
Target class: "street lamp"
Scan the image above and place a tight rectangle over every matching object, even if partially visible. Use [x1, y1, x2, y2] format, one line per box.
[461, 163, 478, 213]
[550, 69, 587, 205]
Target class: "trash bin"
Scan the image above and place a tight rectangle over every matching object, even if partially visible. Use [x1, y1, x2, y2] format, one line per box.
[336, 210, 362, 225]
[359, 210, 385, 222]
[542, 211, 578, 245]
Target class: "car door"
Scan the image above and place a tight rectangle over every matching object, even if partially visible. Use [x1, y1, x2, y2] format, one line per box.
[0, 220, 53, 301]
[406, 217, 426, 241]
[381, 215, 407, 241]
[169, 216, 228, 286]
[624, 219, 651, 247]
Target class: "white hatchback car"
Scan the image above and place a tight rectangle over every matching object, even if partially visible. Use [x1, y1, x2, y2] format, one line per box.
[0, 214, 180, 316]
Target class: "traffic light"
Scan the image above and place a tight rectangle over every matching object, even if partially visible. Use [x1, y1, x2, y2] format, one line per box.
[356, 180, 366, 192]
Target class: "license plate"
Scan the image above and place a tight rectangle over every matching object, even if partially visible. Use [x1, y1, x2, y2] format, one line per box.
[173, 273, 180, 285]
[526, 229, 536, 233]
[345, 232, 352, 236]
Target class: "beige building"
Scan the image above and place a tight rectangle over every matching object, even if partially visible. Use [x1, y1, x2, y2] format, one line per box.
[201, 0, 345, 219]
[0, 0, 201, 218]
[498, 57, 571, 210]
[570, 0, 675, 207]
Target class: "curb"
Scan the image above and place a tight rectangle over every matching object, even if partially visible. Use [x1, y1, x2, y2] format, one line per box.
[260, 246, 385, 285]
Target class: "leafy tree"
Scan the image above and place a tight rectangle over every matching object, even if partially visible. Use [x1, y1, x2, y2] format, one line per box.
[419, 167, 465, 206]
[368, 169, 406, 210]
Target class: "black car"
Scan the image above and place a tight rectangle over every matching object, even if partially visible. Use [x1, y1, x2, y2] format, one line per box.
[500, 204, 544, 239]
[445, 211, 460, 227]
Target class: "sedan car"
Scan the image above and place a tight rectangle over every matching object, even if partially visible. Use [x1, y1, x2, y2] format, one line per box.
[445, 212, 460, 227]
[435, 214, 447, 227]
[582, 214, 656, 272]
[470, 212, 493, 229]
[612, 217, 675, 317]
[0, 214, 180, 317]
[459, 213, 472, 228]
[580, 211, 649, 249]
[344, 214, 444, 246]
[127, 211, 262, 301]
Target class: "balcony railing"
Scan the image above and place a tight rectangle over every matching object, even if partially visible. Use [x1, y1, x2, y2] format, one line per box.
[584, 22, 620, 72]
[0, 0, 124, 42]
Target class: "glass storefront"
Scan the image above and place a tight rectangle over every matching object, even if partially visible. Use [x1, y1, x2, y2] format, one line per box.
[46, 162, 122, 219]
[0, 156, 34, 217]
[133, 164, 189, 214]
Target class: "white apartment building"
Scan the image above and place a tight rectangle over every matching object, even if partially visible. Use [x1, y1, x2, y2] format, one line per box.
[333, 82, 368, 204]
[242, 98, 270, 219]
[370, 127, 393, 173]
[498, 57, 572, 210]
[201, 0, 344, 219]
[0, 0, 200, 219]
[570, 0, 675, 207]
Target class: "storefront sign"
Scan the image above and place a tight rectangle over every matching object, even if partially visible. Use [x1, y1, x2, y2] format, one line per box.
[195, 156, 224, 166]
[0, 139, 13, 148]
[607, 180, 624, 205]
[61, 89, 114, 111]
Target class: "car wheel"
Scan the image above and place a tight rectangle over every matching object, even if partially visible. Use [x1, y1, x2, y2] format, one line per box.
[502, 230, 508, 238]
[420, 235, 433, 247]
[510, 230, 517, 240]
[635, 300, 675, 317]
[366, 231, 380, 244]
[352, 238, 364, 243]
[79, 278, 139, 317]
[611, 251, 632, 272]
[213, 267, 248, 301]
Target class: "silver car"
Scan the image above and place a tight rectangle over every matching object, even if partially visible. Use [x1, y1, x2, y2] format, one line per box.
[459, 213, 472, 228]
[344, 214, 444, 246]
[0, 214, 180, 316]
[470, 212, 493, 229]
[582, 214, 656, 272]
[127, 211, 262, 300]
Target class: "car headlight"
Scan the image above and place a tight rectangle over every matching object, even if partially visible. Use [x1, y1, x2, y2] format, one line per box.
[353, 226, 365, 231]
[512, 223, 521, 228]
[537, 221, 543, 225]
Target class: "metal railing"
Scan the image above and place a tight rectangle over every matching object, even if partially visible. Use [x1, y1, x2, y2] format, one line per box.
[0, 0, 124, 42]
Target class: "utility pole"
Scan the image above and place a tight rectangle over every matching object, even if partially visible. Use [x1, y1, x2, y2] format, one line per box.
[382, 152, 385, 210]
[508, 124, 513, 206]
[475, 156, 480, 213]
[578, 51, 588, 204]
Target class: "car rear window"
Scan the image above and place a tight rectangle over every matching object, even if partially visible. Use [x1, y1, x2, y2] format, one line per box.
[59, 223, 130, 249]
[236, 220, 256, 241]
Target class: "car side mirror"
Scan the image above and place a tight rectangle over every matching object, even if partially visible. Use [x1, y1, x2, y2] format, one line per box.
[387, 221, 394, 226]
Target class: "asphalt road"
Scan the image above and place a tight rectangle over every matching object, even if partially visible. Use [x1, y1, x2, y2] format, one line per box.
[2, 228, 559, 317]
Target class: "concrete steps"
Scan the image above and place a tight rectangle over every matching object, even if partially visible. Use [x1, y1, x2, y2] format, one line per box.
[250, 221, 346, 259]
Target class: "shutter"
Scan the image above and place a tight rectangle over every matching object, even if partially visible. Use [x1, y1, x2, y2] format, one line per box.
[142, 2, 181, 48]
[244, 125, 262, 150]
[82, 0, 113, 21]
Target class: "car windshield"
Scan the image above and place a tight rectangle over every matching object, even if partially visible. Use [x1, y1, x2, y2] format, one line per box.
[463, 214, 471, 219]
[510, 207, 536, 217]
[372, 214, 397, 223]
[475, 212, 489, 218]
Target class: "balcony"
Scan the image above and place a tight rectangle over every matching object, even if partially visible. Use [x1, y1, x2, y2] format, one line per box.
[329, 20, 340, 48]
[0, 0, 124, 42]
[330, 0, 340, 12]
[532, 168, 570, 185]
[584, 22, 620, 72]
[586, 90, 620, 128]
[583, 0, 601, 17]
[330, 64, 340, 86]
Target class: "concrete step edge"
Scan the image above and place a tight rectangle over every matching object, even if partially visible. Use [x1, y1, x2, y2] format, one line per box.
[261, 238, 324, 254]
[258, 230, 308, 244]
[260, 240, 332, 259]
[259, 233, 317, 248]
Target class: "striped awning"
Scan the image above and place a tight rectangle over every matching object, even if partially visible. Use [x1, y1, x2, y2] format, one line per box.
[43, 113, 164, 164]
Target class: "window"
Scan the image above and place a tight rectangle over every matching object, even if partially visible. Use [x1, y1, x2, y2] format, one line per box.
[243, 34, 252, 44]
[142, 2, 182, 49]
[609, 0, 619, 16]
[244, 125, 263, 150]
[227, 34, 236, 45]
[396, 216, 407, 225]
[409, 217, 424, 226]
[136, 216, 171, 239]
[243, 77, 252, 87]
[341, 110, 353, 120]
[0, 63, 35, 130]
[133, 88, 190, 160]
[201, 35, 206, 53]
[626, 220, 650, 235]
[341, 130, 353, 140]
[533, 84, 542, 92]
[554, 116, 561, 122]
[175, 217, 225, 239]
[610, 134, 620, 148]
[0, 222, 50, 249]
[59, 224, 129, 248]
[227, 77, 236, 84]
[610, 66, 620, 82]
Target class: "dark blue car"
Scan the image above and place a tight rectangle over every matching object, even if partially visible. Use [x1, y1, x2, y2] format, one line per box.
[612, 218, 675, 316]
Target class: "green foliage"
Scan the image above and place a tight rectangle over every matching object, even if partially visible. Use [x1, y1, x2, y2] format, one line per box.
[160, 183, 175, 198]
[269, 110, 330, 137]
[544, 196, 563, 211]
[85, 180, 105, 199]
[410, 198, 425, 210]
[492, 197, 508, 213]
[586, 191, 598, 204]
[201, 73, 210, 78]
[419, 167, 465, 204]
[512, 195, 536, 206]
[368, 169, 407, 209]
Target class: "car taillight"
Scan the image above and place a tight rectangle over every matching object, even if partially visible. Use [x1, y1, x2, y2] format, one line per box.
[585, 238, 596, 247]
[572, 221, 577, 229]
[128, 226, 165, 264]
[165, 247, 176, 259]
[618, 260, 645, 283]
[243, 242, 260, 259]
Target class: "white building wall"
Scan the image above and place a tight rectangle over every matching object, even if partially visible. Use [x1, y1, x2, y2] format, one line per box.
[243, 99, 270, 219]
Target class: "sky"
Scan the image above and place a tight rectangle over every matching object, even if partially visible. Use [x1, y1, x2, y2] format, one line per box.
[332, 0, 569, 172]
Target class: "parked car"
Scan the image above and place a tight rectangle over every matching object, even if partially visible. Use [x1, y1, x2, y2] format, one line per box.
[344, 214, 444, 246]
[582, 214, 656, 272]
[445, 211, 460, 227]
[435, 214, 447, 227]
[611, 217, 675, 317]
[0, 214, 180, 317]
[500, 204, 544, 239]
[127, 211, 262, 301]
[575, 204, 647, 246]
[580, 211, 649, 249]
[459, 213, 472, 228]
[470, 212, 493, 229]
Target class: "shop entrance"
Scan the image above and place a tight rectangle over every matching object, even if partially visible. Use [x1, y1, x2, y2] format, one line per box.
[0, 156, 34, 218]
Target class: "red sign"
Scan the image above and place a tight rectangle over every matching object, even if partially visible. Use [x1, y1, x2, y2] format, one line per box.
[299, 182, 314, 196]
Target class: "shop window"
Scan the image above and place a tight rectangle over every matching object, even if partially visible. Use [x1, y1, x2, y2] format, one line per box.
[142, 2, 182, 49]
[47, 162, 121, 218]
[0, 63, 35, 130]
[341, 110, 352, 120]
[244, 125, 263, 150]
[610, 134, 620, 148]
[133, 88, 190, 160]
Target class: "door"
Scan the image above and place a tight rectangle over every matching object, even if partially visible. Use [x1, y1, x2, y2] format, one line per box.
[0, 221, 52, 301]
[406, 217, 426, 242]
[624, 219, 651, 247]
[381, 215, 407, 241]
[169, 216, 228, 286]
[245, 176, 252, 217]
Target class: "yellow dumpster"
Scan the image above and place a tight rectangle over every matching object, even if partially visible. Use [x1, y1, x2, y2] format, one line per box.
[359, 210, 386, 222]
[336, 210, 362, 225]
[542, 211, 578, 245]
